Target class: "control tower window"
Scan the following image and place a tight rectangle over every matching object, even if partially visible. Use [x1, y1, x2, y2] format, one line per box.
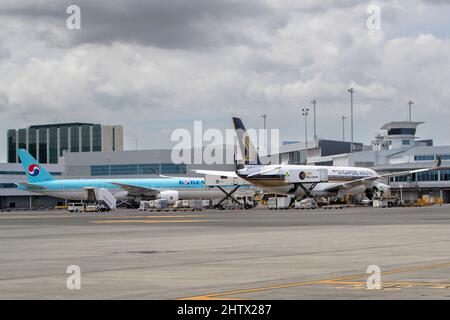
[388, 128, 416, 135]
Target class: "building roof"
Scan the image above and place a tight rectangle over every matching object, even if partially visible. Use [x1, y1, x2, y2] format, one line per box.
[29, 123, 96, 129]
[400, 145, 450, 155]
[380, 121, 424, 130]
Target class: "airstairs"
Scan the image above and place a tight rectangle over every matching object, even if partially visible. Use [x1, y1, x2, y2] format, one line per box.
[84, 187, 117, 210]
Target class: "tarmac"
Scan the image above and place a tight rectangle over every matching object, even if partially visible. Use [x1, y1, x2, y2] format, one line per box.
[1, 205, 450, 299]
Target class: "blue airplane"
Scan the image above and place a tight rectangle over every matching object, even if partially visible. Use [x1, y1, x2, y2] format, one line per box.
[15, 149, 243, 205]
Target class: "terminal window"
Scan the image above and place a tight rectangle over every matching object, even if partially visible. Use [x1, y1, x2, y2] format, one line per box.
[81, 125, 91, 152]
[18, 129, 26, 157]
[59, 126, 69, 157]
[90, 164, 187, 176]
[70, 126, 80, 152]
[7, 130, 16, 163]
[440, 170, 450, 181]
[388, 128, 416, 135]
[138, 164, 160, 174]
[110, 164, 139, 175]
[390, 172, 442, 182]
[414, 155, 435, 161]
[90, 165, 110, 176]
[160, 163, 187, 174]
[49, 127, 58, 163]
[390, 175, 411, 182]
[416, 171, 439, 182]
[92, 124, 102, 152]
[0, 183, 17, 189]
[28, 128, 37, 159]
[354, 161, 375, 168]
[38, 128, 47, 163]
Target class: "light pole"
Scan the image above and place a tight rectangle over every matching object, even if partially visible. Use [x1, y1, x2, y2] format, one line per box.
[408, 100, 414, 122]
[399, 184, 404, 204]
[342, 115, 347, 142]
[302, 108, 309, 152]
[311, 99, 317, 140]
[348, 88, 355, 152]
[261, 114, 267, 153]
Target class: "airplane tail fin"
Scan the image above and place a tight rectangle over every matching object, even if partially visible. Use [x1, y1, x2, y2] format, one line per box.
[232, 117, 261, 165]
[17, 149, 55, 183]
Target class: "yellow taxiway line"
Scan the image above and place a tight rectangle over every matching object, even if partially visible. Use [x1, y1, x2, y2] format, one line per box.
[178, 261, 450, 300]
[319, 280, 450, 287]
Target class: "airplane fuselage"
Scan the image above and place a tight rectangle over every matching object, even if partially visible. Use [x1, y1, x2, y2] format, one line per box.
[237, 164, 381, 197]
[17, 177, 246, 201]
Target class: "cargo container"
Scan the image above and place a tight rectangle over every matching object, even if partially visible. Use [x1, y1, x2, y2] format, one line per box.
[268, 197, 277, 210]
[188, 199, 203, 211]
[155, 199, 168, 209]
[276, 197, 291, 209]
[294, 198, 317, 209]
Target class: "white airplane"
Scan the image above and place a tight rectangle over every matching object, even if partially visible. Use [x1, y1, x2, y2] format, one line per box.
[194, 117, 442, 200]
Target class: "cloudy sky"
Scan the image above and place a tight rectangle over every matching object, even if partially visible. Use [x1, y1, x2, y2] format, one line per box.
[0, 0, 450, 160]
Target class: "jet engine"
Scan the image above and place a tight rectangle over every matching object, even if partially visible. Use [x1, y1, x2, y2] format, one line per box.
[158, 190, 179, 205]
[365, 181, 390, 199]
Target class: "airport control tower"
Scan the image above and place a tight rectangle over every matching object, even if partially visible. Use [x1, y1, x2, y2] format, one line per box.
[372, 121, 424, 151]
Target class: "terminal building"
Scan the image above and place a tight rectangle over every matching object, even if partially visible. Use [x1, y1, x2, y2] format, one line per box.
[264, 139, 363, 166]
[7, 123, 123, 164]
[1, 120, 450, 209]
[0, 161, 64, 209]
[308, 121, 450, 203]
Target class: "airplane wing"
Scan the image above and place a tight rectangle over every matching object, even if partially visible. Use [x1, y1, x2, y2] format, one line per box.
[192, 170, 238, 178]
[324, 158, 442, 192]
[149, 168, 179, 179]
[246, 166, 282, 177]
[111, 182, 159, 196]
[15, 182, 47, 190]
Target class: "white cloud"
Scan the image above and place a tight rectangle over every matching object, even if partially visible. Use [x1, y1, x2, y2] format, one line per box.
[0, 0, 449, 159]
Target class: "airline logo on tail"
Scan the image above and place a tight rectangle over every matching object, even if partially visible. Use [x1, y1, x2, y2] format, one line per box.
[27, 164, 40, 177]
[232, 117, 261, 165]
[17, 149, 54, 183]
[244, 135, 255, 162]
